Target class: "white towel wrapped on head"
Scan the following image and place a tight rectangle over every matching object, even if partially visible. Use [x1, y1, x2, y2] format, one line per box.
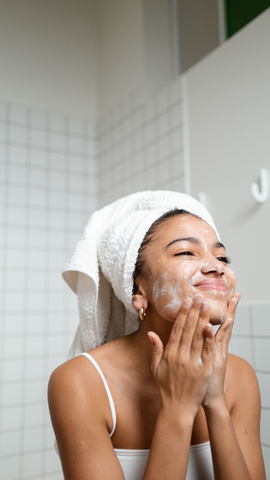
[63, 190, 219, 358]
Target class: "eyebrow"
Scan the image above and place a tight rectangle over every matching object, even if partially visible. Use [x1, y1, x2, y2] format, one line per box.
[164, 237, 226, 251]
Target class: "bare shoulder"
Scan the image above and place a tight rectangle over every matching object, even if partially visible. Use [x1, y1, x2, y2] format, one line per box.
[226, 354, 260, 409]
[48, 348, 126, 479]
[226, 358, 265, 479]
[48, 348, 113, 406]
[48, 350, 115, 442]
[47, 351, 121, 476]
[48, 337, 126, 412]
[227, 353, 258, 384]
[48, 355, 94, 405]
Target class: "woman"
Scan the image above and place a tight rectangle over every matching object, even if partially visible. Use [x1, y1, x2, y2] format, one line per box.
[48, 191, 265, 480]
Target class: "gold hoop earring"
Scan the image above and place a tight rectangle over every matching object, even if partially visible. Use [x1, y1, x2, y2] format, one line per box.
[140, 306, 146, 321]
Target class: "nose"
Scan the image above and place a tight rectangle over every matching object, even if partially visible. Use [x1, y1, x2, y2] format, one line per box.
[200, 257, 225, 276]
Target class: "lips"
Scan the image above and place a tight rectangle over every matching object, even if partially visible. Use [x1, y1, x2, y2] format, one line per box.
[193, 279, 228, 292]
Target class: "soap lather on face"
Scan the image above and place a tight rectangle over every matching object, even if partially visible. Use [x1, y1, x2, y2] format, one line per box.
[145, 215, 236, 325]
[152, 272, 183, 322]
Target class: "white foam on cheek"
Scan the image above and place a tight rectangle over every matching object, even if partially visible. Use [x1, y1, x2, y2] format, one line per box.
[152, 273, 185, 320]
[162, 282, 183, 314]
[226, 276, 235, 299]
[179, 261, 194, 286]
[152, 273, 171, 304]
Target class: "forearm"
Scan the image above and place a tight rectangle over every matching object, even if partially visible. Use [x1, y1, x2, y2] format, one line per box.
[142, 405, 194, 480]
[205, 403, 252, 480]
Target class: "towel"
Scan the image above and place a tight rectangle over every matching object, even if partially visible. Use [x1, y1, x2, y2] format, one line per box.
[62, 190, 219, 358]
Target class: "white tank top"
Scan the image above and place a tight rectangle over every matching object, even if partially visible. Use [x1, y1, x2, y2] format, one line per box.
[80, 352, 214, 480]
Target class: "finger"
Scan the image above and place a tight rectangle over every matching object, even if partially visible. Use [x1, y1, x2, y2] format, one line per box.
[190, 301, 210, 356]
[201, 323, 215, 364]
[221, 294, 241, 355]
[148, 332, 164, 376]
[223, 317, 234, 356]
[215, 316, 234, 356]
[216, 293, 240, 342]
[227, 293, 241, 318]
[166, 298, 193, 349]
[179, 294, 204, 350]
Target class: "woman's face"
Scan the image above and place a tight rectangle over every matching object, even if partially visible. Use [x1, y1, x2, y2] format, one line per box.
[141, 215, 236, 325]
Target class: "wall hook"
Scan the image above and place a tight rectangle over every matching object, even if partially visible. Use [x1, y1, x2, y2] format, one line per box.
[251, 169, 269, 203]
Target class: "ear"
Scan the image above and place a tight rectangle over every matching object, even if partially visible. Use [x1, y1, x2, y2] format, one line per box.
[132, 284, 148, 312]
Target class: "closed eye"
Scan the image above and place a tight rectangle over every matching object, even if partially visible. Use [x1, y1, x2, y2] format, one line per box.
[174, 251, 194, 257]
[217, 256, 231, 264]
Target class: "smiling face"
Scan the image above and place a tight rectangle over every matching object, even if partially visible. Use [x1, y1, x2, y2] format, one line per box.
[136, 214, 236, 325]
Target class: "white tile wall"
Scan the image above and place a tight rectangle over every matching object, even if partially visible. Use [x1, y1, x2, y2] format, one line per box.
[98, 77, 184, 208]
[0, 102, 97, 480]
[230, 302, 270, 471]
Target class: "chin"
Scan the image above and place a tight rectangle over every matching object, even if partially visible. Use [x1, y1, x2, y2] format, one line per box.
[209, 318, 224, 326]
[209, 304, 228, 324]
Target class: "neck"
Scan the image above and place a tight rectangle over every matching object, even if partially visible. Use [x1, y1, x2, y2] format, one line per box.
[126, 310, 174, 371]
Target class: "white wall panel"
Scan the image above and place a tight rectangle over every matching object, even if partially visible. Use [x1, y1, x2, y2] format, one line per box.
[186, 9, 270, 303]
[185, 11, 270, 472]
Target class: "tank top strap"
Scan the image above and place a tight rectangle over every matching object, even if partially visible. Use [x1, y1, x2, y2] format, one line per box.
[78, 352, 116, 437]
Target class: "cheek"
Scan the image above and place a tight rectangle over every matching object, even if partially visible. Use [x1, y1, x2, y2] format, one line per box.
[152, 273, 189, 321]
[227, 268, 237, 296]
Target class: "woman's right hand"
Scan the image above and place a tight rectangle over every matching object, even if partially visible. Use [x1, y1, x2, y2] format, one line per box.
[148, 295, 215, 418]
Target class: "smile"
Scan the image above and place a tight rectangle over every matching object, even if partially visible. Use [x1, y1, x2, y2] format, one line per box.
[192, 280, 228, 292]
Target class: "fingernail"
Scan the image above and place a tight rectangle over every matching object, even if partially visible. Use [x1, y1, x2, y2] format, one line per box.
[195, 294, 203, 303]
[184, 299, 192, 308]
[202, 302, 208, 312]
[205, 323, 214, 336]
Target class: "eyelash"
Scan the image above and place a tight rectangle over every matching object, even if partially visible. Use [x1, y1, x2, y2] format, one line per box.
[218, 256, 231, 264]
[175, 251, 231, 264]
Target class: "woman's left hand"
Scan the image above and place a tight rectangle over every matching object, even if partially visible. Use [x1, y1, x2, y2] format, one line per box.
[202, 293, 241, 411]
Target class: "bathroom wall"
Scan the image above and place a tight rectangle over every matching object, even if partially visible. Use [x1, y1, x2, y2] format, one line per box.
[0, 0, 98, 119]
[96, 0, 175, 118]
[96, 0, 145, 118]
[98, 76, 185, 207]
[0, 102, 97, 479]
[97, 0, 224, 118]
[184, 7, 270, 472]
[230, 304, 270, 474]
[0, 3, 99, 475]
[179, 0, 220, 72]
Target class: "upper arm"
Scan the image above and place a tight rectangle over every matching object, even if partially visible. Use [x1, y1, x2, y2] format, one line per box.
[48, 360, 125, 480]
[228, 355, 266, 479]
